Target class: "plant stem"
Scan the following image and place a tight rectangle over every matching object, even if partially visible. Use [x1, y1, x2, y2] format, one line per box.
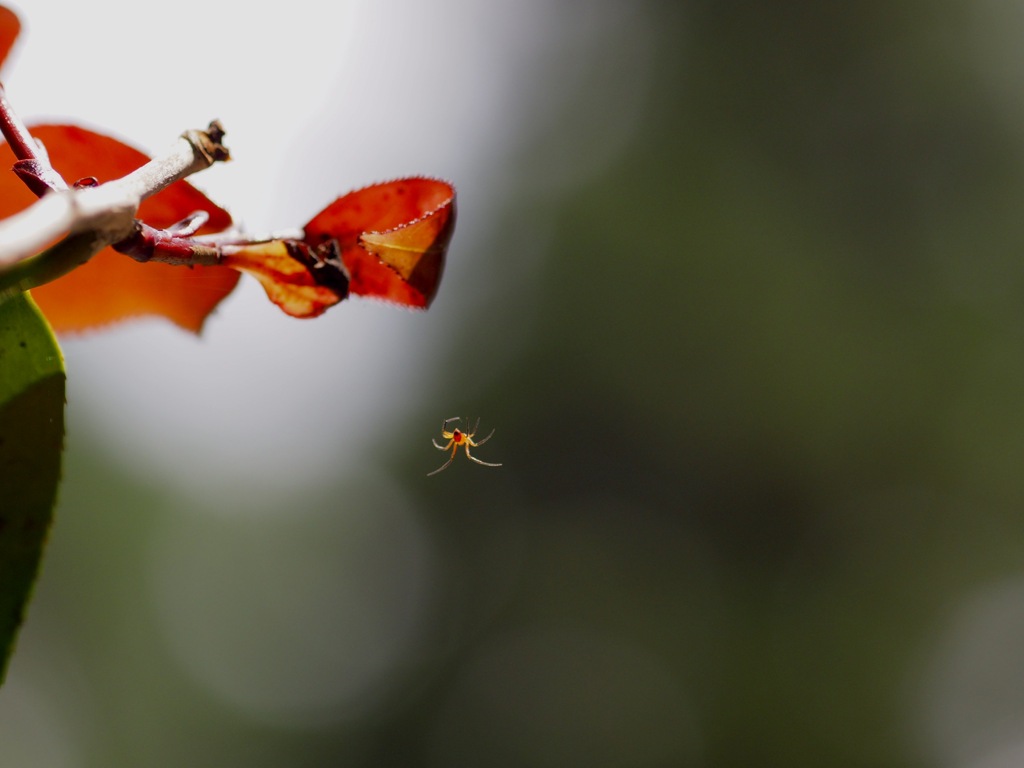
[0, 231, 98, 301]
[0, 122, 230, 279]
[0, 84, 46, 166]
[0, 83, 68, 194]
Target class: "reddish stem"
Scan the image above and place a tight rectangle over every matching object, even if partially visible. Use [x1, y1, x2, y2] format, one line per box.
[0, 82, 67, 195]
[0, 83, 40, 162]
[113, 221, 221, 266]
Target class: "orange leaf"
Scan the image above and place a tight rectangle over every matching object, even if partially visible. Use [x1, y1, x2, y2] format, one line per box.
[220, 240, 347, 319]
[0, 124, 239, 333]
[0, 6, 19, 73]
[304, 178, 455, 309]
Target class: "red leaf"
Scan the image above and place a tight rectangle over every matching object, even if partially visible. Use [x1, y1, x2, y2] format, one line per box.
[0, 124, 239, 333]
[304, 178, 455, 309]
[0, 6, 19, 73]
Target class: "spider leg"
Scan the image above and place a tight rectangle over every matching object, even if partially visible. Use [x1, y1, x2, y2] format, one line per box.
[464, 444, 502, 468]
[432, 438, 453, 451]
[471, 428, 495, 447]
[442, 416, 461, 432]
[427, 454, 456, 476]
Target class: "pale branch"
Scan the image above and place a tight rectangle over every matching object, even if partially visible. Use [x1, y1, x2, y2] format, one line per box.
[0, 122, 229, 274]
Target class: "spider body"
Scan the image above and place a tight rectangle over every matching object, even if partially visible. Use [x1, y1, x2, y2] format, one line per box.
[428, 417, 502, 476]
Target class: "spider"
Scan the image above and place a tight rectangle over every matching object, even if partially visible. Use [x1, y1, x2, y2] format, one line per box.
[427, 417, 502, 476]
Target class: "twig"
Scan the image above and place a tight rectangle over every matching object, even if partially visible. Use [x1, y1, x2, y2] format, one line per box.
[0, 231, 100, 303]
[0, 122, 230, 274]
[0, 83, 68, 195]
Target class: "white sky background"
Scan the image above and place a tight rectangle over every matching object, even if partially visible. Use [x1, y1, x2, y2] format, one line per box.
[2, 0, 574, 504]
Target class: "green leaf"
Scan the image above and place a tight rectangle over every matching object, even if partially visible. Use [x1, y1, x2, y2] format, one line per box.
[0, 292, 64, 685]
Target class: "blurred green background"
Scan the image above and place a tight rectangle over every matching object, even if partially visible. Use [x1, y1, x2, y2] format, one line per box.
[8, 1, 1024, 766]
